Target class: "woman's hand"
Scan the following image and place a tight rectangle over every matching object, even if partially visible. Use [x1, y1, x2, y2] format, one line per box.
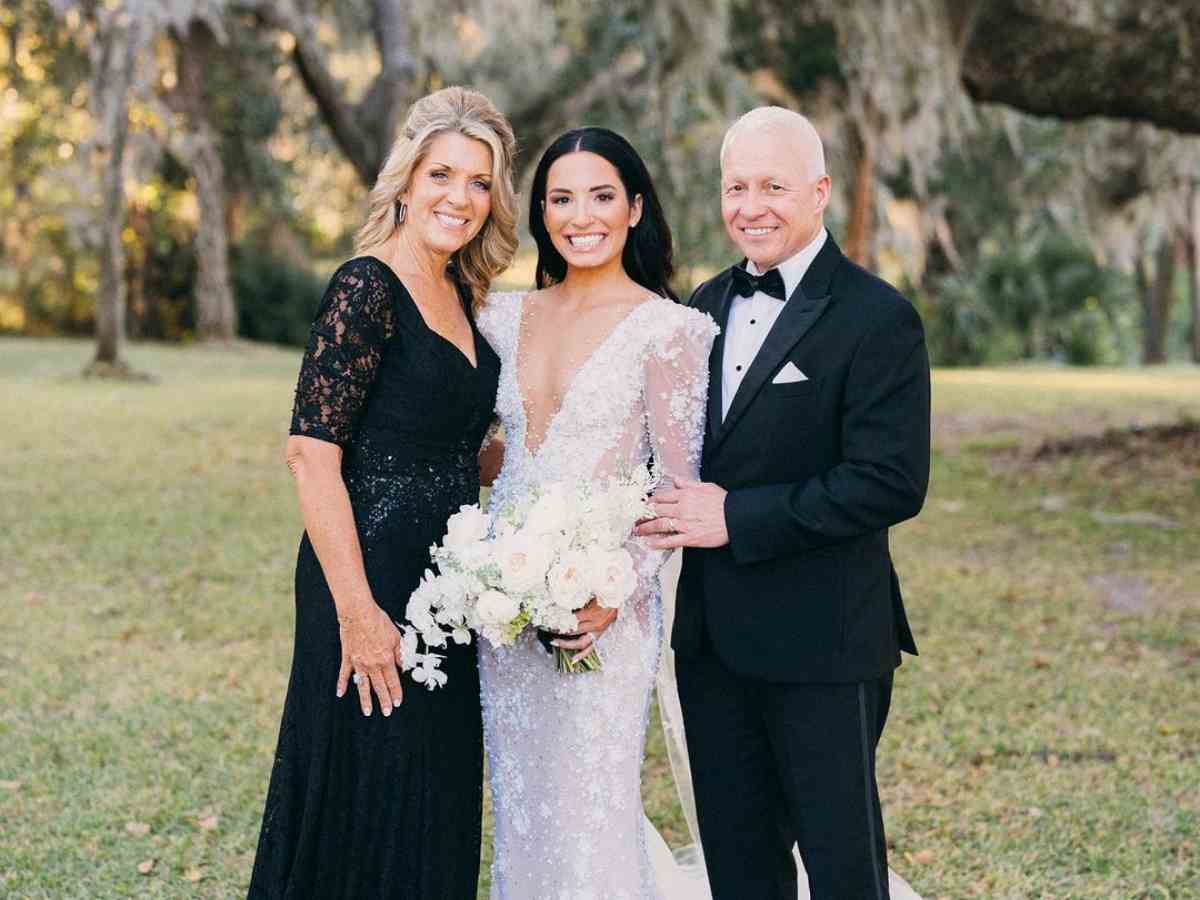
[336, 604, 405, 716]
[551, 598, 618, 664]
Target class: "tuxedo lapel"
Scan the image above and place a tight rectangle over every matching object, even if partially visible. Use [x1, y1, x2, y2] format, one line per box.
[709, 238, 844, 455]
[703, 273, 736, 441]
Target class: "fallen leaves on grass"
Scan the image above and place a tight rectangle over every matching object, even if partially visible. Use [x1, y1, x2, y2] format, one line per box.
[124, 821, 151, 836]
[136, 859, 155, 875]
[182, 866, 204, 882]
[197, 813, 219, 831]
[1092, 510, 1180, 529]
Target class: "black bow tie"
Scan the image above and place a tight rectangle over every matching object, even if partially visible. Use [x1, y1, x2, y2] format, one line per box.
[731, 265, 786, 300]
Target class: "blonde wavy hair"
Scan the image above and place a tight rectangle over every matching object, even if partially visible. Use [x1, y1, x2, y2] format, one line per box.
[354, 87, 518, 310]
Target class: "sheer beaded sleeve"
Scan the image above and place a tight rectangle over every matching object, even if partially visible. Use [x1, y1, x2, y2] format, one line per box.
[623, 306, 719, 614]
[289, 259, 396, 446]
[476, 291, 523, 360]
[644, 307, 719, 486]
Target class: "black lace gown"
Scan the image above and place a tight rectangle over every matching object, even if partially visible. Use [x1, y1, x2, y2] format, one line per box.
[247, 257, 499, 900]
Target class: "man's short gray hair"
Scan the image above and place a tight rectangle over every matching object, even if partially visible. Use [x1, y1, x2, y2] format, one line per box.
[720, 106, 827, 179]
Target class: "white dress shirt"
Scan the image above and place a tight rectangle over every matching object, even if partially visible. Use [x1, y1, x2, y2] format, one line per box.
[721, 228, 828, 420]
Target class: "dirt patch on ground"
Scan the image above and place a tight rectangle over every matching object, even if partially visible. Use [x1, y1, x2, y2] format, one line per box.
[1031, 419, 1200, 467]
[933, 407, 1167, 454]
[980, 418, 1200, 481]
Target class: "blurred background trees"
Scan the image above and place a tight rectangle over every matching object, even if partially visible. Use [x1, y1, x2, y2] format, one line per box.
[4, 0, 1199, 370]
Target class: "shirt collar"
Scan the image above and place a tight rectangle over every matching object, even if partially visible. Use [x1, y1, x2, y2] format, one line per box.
[746, 227, 827, 301]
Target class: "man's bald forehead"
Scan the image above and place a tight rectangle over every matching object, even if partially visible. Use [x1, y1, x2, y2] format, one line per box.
[720, 107, 826, 180]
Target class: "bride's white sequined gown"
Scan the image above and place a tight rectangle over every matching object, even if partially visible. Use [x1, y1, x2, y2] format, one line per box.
[477, 292, 717, 900]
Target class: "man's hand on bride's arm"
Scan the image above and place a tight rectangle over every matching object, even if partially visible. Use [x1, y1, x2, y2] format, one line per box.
[551, 598, 618, 663]
[636, 477, 730, 550]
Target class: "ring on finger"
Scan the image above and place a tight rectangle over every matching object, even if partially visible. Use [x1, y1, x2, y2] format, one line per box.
[667, 517, 677, 533]
[352, 672, 364, 686]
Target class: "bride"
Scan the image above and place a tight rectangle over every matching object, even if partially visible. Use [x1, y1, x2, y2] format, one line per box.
[477, 126, 712, 899]
[476, 127, 919, 899]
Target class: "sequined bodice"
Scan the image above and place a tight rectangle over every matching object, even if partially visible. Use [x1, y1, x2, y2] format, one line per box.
[476, 290, 717, 899]
[480, 292, 717, 509]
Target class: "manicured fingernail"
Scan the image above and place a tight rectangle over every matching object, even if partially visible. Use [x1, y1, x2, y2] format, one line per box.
[363, 709, 371, 717]
[550, 640, 562, 648]
[336, 688, 344, 697]
[393, 698, 402, 708]
[382, 707, 391, 717]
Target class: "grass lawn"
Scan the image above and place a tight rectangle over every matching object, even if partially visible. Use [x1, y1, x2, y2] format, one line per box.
[1, 337, 1197, 899]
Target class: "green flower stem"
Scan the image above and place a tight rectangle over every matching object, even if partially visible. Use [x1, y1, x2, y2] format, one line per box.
[554, 645, 603, 674]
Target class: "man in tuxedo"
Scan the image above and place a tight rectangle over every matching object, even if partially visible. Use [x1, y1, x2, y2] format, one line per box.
[638, 107, 930, 899]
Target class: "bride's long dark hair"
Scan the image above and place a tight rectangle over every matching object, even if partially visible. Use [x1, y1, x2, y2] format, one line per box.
[529, 127, 677, 300]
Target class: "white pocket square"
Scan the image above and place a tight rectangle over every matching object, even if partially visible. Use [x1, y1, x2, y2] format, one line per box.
[772, 362, 809, 384]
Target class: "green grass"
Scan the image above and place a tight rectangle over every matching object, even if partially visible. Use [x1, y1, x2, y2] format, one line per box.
[1, 337, 1197, 898]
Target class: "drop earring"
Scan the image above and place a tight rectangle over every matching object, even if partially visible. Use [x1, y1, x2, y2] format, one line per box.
[396, 201, 407, 224]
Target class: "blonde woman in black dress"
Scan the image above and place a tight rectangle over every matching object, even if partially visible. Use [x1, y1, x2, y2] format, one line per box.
[247, 87, 517, 900]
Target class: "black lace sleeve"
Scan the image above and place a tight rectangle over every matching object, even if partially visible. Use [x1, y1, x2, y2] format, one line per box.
[289, 259, 395, 446]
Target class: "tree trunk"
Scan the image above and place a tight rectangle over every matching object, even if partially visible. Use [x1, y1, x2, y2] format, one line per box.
[95, 130, 127, 364]
[89, 12, 145, 371]
[174, 20, 236, 342]
[189, 132, 236, 340]
[1190, 186, 1200, 364]
[844, 123, 875, 268]
[250, 0, 396, 186]
[1140, 235, 1177, 365]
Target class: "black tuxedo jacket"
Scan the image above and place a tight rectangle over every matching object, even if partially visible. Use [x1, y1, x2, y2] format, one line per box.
[672, 237, 930, 683]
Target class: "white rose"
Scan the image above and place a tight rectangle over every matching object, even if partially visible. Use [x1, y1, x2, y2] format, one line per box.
[451, 538, 494, 571]
[475, 589, 522, 626]
[442, 504, 490, 550]
[523, 484, 572, 536]
[546, 550, 593, 612]
[535, 605, 579, 635]
[578, 488, 632, 548]
[494, 532, 554, 595]
[590, 547, 638, 609]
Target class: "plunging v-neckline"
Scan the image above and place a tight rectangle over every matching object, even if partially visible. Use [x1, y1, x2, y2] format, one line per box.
[362, 255, 481, 370]
[512, 293, 655, 459]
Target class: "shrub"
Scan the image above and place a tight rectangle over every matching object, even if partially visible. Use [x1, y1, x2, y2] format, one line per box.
[232, 247, 326, 347]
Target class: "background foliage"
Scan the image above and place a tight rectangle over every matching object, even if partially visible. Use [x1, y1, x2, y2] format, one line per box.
[4, 0, 1200, 365]
[4, 3, 1200, 897]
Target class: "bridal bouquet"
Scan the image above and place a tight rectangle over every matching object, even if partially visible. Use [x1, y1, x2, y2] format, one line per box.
[397, 466, 655, 687]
